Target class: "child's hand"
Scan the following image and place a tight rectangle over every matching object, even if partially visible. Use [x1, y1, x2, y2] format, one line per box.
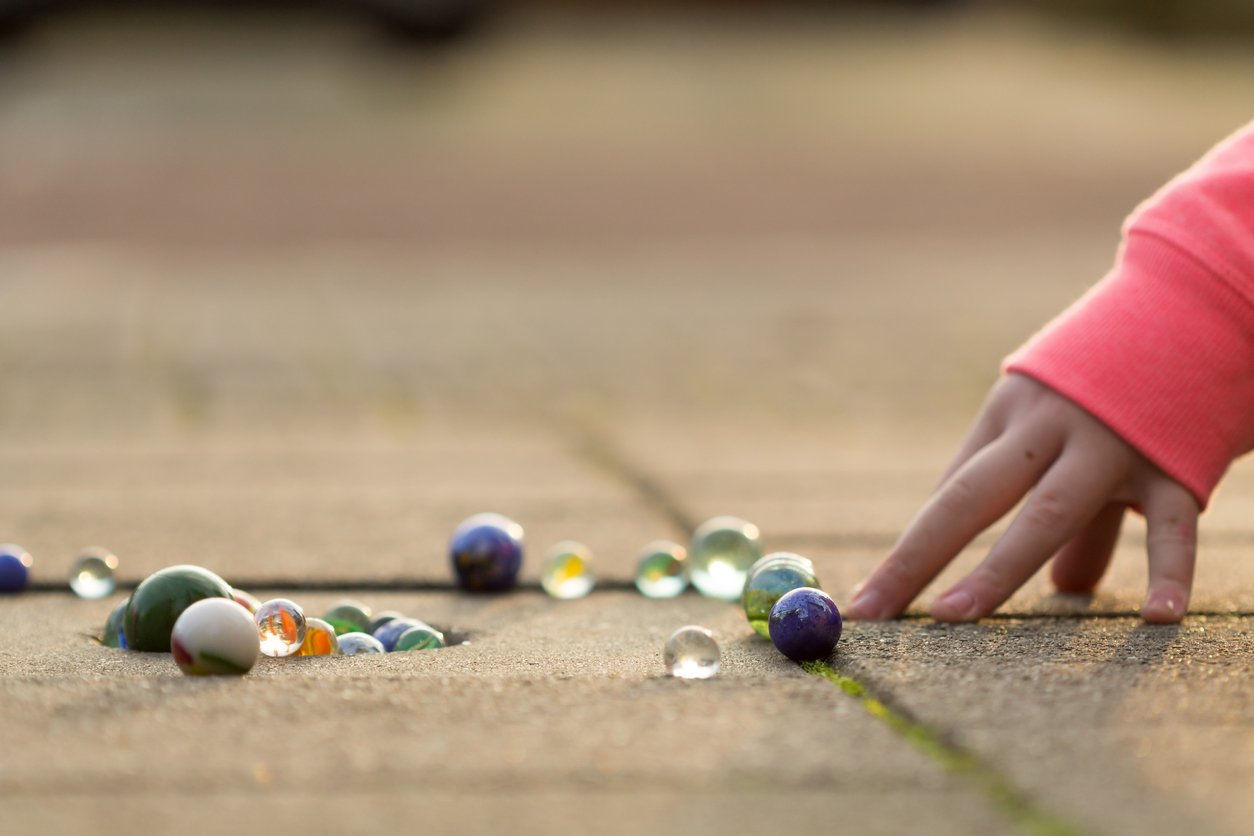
[848, 374, 1200, 624]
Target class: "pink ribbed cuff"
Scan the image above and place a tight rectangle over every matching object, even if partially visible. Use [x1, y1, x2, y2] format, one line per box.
[1005, 233, 1254, 508]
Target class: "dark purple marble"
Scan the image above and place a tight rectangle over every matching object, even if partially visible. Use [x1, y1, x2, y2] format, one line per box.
[0, 549, 30, 593]
[449, 514, 524, 592]
[768, 587, 842, 662]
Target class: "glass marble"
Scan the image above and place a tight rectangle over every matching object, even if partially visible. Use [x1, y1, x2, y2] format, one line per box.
[449, 512, 524, 592]
[366, 610, 407, 634]
[68, 548, 119, 600]
[0, 545, 33, 593]
[373, 617, 427, 652]
[337, 632, 386, 655]
[102, 599, 129, 649]
[296, 617, 341, 656]
[663, 625, 720, 680]
[323, 600, 372, 636]
[125, 565, 234, 652]
[171, 598, 260, 676]
[541, 541, 595, 600]
[231, 588, 262, 614]
[742, 552, 821, 638]
[768, 587, 842, 662]
[688, 516, 762, 601]
[255, 598, 307, 658]
[394, 625, 446, 651]
[634, 540, 689, 599]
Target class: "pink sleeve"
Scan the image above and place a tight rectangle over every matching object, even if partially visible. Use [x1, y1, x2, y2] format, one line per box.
[1005, 122, 1254, 508]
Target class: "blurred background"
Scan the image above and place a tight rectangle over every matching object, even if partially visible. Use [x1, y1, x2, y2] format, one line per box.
[0, 0, 1252, 586]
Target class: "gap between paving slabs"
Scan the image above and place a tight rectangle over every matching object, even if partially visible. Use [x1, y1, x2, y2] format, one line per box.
[802, 660, 1083, 836]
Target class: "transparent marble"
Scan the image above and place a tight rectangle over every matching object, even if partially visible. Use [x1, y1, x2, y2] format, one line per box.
[742, 552, 821, 638]
[663, 625, 721, 680]
[68, 548, 119, 600]
[255, 598, 307, 658]
[337, 632, 386, 655]
[688, 516, 762, 601]
[323, 600, 372, 636]
[541, 541, 595, 600]
[394, 625, 446, 651]
[634, 541, 689, 599]
[297, 617, 341, 656]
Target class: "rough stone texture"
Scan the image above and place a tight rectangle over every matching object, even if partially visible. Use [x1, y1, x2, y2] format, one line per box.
[836, 617, 1254, 836]
[0, 594, 1008, 836]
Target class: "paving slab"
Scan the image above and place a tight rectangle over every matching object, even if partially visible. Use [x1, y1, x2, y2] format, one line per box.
[0, 592, 1011, 836]
[833, 617, 1254, 836]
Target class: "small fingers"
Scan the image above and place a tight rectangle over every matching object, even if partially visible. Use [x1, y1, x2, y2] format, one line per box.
[1141, 482, 1200, 624]
[931, 440, 1127, 622]
[1049, 502, 1125, 594]
[848, 428, 1060, 620]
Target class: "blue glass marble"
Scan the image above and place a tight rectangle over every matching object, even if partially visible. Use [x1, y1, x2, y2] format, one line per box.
[449, 513, 524, 592]
[0, 545, 33, 593]
[366, 610, 407, 635]
[768, 587, 842, 662]
[372, 617, 427, 652]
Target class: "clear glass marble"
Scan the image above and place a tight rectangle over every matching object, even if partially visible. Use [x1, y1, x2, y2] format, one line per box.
[541, 541, 595, 600]
[337, 632, 386, 655]
[297, 617, 341, 656]
[689, 516, 762, 601]
[255, 598, 307, 658]
[634, 541, 689, 599]
[663, 625, 720, 680]
[69, 548, 119, 600]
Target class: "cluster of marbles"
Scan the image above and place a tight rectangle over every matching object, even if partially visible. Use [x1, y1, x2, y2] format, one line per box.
[99, 564, 451, 676]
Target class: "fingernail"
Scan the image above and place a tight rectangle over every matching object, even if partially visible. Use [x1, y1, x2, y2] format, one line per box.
[848, 589, 884, 620]
[933, 589, 977, 621]
[1145, 591, 1184, 623]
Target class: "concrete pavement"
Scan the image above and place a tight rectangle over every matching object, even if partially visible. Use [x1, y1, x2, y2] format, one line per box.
[0, 8, 1251, 835]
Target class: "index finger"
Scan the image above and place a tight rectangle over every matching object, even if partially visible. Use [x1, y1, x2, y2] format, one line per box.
[848, 427, 1062, 619]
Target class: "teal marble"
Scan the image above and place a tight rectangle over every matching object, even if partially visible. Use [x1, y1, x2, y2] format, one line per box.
[124, 565, 233, 652]
[742, 552, 821, 638]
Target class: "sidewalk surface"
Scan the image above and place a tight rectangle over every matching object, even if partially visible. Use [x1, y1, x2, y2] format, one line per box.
[0, 8, 1251, 835]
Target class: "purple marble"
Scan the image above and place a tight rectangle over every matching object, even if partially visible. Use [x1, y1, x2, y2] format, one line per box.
[768, 587, 842, 662]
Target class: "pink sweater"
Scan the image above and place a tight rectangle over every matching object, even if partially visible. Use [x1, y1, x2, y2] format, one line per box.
[1006, 123, 1254, 508]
